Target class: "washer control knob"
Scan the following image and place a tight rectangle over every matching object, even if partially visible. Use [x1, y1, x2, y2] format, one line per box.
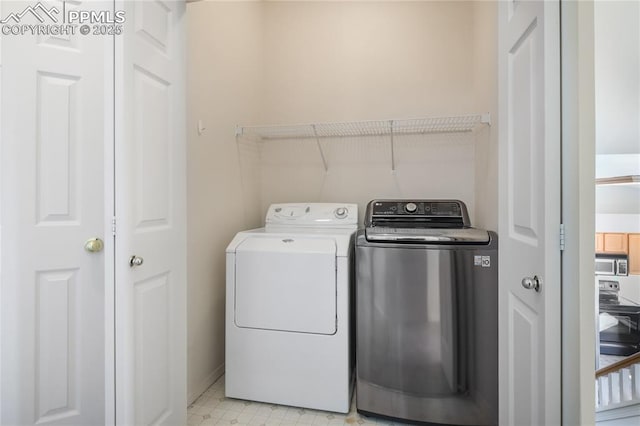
[334, 207, 348, 219]
[405, 202, 418, 213]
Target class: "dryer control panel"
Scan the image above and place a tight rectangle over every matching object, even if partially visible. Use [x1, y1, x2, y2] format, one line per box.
[265, 203, 358, 228]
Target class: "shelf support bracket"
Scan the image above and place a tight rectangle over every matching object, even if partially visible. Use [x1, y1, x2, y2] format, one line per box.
[312, 124, 328, 172]
[390, 120, 396, 171]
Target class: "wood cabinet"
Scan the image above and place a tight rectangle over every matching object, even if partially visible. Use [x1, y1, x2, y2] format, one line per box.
[596, 233, 604, 252]
[604, 233, 628, 253]
[596, 233, 640, 275]
[629, 234, 640, 275]
[596, 233, 628, 254]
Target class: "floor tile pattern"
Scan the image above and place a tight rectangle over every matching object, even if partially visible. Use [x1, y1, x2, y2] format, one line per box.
[187, 375, 406, 426]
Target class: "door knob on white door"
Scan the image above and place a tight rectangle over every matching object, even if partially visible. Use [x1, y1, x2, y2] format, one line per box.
[521, 276, 541, 292]
[84, 238, 104, 253]
[129, 255, 144, 267]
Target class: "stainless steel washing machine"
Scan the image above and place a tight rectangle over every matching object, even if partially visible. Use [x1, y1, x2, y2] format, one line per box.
[356, 200, 498, 426]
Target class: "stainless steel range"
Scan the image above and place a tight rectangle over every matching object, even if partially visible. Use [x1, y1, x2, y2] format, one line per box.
[599, 279, 640, 356]
[355, 200, 498, 426]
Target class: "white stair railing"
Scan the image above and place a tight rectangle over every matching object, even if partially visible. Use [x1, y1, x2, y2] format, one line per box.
[596, 352, 640, 411]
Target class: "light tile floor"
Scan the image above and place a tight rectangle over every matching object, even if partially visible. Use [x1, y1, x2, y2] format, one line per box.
[187, 375, 406, 426]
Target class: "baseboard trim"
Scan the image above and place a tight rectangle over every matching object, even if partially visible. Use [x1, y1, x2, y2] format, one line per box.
[188, 363, 225, 405]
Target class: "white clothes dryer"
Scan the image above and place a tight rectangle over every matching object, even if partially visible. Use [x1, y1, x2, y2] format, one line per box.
[225, 203, 358, 413]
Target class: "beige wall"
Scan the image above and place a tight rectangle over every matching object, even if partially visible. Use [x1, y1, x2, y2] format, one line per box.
[186, 0, 498, 402]
[251, 1, 494, 224]
[471, 0, 498, 231]
[261, 1, 475, 124]
[186, 0, 264, 402]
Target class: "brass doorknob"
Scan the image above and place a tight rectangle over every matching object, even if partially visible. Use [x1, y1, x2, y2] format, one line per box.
[84, 238, 104, 253]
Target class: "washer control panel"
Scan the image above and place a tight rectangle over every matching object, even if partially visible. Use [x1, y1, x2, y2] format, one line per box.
[266, 203, 358, 228]
[366, 200, 470, 228]
[404, 202, 418, 213]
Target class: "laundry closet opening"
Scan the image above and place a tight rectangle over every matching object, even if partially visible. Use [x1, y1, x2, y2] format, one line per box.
[184, 0, 498, 404]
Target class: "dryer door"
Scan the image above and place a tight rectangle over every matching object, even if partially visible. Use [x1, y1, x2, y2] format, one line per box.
[235, 236, 337, 335]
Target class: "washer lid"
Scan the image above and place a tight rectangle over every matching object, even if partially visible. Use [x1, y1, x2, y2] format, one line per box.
[365, 227, 490, 243]
[234, 236, 337, 335]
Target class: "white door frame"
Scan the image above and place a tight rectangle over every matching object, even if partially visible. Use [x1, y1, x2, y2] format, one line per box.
[0, 1, 4, 420]
[560, 1, 596, 425]
[104, 6, 116, 424]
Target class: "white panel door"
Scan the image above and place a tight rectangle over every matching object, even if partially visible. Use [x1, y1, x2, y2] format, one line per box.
[0, 1, 112, 425]
[498, 1, 561, 425]
[115, 1, 187, 425]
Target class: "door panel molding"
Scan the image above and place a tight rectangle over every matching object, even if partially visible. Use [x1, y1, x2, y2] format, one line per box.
[0, 1, 112, 424]
[499, 1, 562, 425]
[115, 1, 187, 425]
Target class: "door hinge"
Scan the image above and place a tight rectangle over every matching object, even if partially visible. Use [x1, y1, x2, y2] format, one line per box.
[112, 217, 117, 237]
[559, 223, 565, 251]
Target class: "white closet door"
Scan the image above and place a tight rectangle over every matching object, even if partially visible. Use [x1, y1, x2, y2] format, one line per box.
[114, 1, 187, 425]
[498, 1, 562, 425]
[0, 1, 112, 425]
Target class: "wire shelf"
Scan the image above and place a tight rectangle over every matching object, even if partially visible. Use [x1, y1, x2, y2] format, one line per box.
[236, 113, 490, 171]
[236, 113, 490, 140]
